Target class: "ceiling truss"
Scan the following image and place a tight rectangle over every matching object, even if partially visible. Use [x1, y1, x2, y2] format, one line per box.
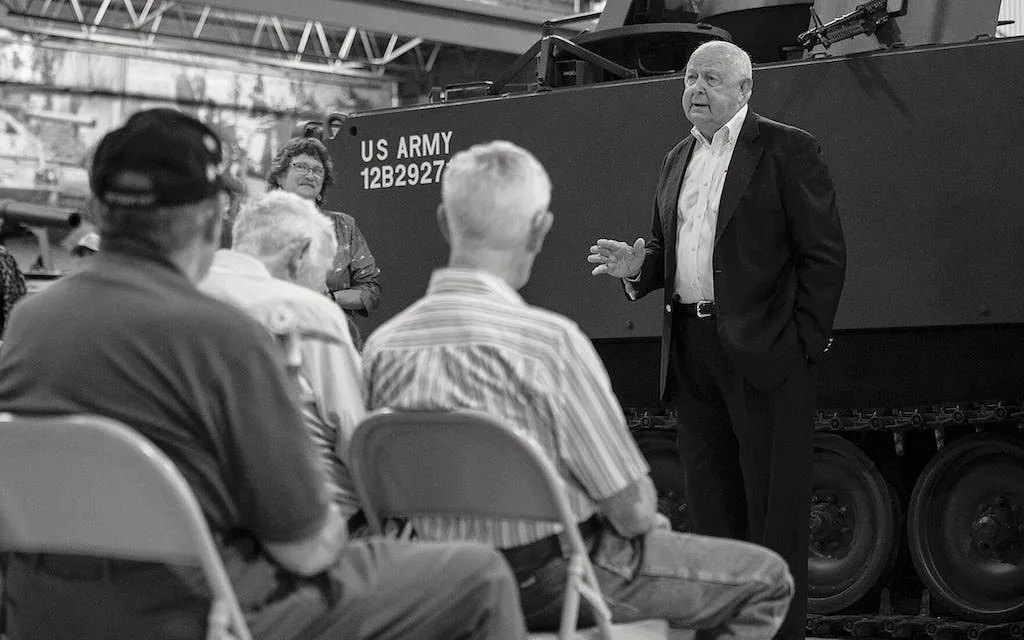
[0, 0, 452, 79]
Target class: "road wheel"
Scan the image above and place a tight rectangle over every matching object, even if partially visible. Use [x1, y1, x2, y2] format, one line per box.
[807, 433, 902, 613]
[907, 432, 1024, 622]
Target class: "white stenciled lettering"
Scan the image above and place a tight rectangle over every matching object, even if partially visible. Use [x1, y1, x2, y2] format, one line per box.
[360, 160, 448, 191]
[394, 131, 455, 160]
[360, 139, 389, 162]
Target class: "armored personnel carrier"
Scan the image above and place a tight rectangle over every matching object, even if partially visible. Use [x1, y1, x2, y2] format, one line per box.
[313, 1, 1024, 636]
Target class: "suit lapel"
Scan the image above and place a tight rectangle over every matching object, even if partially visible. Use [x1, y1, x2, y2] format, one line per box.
[715, 111, 762, 244]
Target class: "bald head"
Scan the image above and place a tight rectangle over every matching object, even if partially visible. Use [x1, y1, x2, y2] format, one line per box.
[691, 41, 752, 83]
[682, 40, 753, 139]
[439, 141, 554, 289]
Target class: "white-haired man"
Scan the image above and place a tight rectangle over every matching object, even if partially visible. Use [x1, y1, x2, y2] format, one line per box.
[0, 109, 526, 640]
[363, 140, 793, 638]
[588, 41, 847, 640]
[199, 189, 363, 520]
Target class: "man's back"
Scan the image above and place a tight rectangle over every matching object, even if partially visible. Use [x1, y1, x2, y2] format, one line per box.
[199, 249, 365, 517]
[0, 248, 329, 545]
[363, 268, 649, 548]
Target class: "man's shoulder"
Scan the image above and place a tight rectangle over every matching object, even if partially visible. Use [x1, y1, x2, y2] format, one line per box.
[204, 272, 348, 340]
[753, 112, 819, 149]
[260, 284, 349, 338]
[521, 301, 584, 339]
[366, 294, 582, 356]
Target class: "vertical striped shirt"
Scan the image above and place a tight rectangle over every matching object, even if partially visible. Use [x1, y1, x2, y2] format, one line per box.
[362, 268, 650, 548]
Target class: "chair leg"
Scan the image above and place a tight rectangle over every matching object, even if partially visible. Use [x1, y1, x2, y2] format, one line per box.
[206, 599, 234, 640]
[559, 556, 585, 640]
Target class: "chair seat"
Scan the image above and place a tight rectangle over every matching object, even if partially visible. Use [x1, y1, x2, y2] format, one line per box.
[529, 618, 671, 639]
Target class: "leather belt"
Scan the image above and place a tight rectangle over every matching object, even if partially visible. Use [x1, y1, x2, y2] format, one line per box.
[500, 515, 601, 572]
[674, 300, 716, 318]
[15, 553, 165, 581]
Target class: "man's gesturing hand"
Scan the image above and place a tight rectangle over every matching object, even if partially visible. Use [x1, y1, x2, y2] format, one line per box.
[588, 238, 646, 278]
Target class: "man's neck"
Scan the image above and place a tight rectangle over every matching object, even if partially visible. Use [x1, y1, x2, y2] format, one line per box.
[167, 242, 215, 285]
[448, 247, 524, 290]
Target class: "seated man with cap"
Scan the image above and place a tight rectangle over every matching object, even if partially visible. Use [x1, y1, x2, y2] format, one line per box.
[0, 108, 526, 640]
[199, 189, 364, 523]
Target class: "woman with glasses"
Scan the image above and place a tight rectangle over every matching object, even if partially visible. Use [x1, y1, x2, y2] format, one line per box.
[267, 136, 381, 349]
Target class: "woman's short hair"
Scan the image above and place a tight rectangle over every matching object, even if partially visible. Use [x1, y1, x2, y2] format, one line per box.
[266, 137, 335, 205]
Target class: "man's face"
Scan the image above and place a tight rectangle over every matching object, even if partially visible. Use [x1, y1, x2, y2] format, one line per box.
[681, 48, 749, 138]
[278, 153, 325, 202]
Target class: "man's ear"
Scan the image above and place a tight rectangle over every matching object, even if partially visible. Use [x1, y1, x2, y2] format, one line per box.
[740, 77, 753, 102]
[203, 206, 222, 243]
[286, 237, 312, 279]
[436, 204, 452, 245]
[526, 210, 553, 253]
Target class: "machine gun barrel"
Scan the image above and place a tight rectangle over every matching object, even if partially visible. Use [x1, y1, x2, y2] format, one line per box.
[798, 0, 898, 50]
[0, 200, 82, 229]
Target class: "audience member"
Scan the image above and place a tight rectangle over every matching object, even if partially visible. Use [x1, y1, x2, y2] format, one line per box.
[268, 137, 380, 349]
[363, 140, 793, 638]
[0, 109, 526, 640]
[199, 190, 364, 521]
[0, 243, 25, 336]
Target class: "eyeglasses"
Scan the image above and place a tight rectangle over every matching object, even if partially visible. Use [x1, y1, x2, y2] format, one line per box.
[290, 162, 325, 178]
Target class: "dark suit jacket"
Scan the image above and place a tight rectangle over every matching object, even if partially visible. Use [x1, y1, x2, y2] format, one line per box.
[630, 110, 846, 399]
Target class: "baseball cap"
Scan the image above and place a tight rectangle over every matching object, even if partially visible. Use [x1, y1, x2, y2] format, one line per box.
[90, 108, 241, 208]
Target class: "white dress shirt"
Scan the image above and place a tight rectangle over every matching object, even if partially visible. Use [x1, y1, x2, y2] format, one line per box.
[674, 104, 748, 303]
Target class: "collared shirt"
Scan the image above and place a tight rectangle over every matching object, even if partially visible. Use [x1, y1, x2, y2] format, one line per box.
[199, 249, 365, 518]
[362, 268, 650, 548]
[674, 104, 748, 303]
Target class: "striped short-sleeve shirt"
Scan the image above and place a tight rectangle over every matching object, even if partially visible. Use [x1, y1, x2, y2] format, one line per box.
[362, 268, 650, 548]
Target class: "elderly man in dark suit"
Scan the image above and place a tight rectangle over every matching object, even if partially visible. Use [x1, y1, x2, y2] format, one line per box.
[589, 40, 847, 640]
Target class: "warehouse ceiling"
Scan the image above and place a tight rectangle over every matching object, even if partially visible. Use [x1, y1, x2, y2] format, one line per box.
[0, 0, 598, 80]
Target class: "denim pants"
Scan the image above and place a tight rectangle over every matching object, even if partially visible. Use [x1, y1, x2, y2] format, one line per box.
[513, 525, 793, 640]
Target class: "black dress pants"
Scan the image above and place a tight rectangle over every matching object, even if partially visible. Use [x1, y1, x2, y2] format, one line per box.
[671, 310, 817, 640]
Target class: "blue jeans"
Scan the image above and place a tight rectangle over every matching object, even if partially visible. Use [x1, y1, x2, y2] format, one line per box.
[514, 526, 793, 640]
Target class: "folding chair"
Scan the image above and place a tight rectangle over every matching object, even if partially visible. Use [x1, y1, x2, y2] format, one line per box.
[0, 414, 251, 640]
[349, 408, 669, 640]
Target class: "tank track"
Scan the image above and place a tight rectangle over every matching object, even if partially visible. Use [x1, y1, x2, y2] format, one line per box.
[624, 399, 1024, 640]
[815, 401, 1024, 454]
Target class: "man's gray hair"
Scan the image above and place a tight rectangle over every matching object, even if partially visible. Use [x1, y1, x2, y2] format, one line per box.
[441, 141, 551, 244]
[232, 190, 336, 260]
[691, 40, 753, 83]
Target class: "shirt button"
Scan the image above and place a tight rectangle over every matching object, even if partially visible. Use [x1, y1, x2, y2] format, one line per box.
[666, 304, 672, 313]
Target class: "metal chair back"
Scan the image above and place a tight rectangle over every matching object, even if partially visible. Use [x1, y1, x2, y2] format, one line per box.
[0, 413, 251, 640]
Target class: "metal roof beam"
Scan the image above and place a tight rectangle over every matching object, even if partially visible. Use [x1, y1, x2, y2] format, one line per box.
[200, 0, 589, 54]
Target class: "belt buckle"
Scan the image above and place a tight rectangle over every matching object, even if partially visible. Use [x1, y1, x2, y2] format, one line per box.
[696, 301, 713, 318]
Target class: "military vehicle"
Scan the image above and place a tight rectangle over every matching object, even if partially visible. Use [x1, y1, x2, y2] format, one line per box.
[309, 0, 1024, 636]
